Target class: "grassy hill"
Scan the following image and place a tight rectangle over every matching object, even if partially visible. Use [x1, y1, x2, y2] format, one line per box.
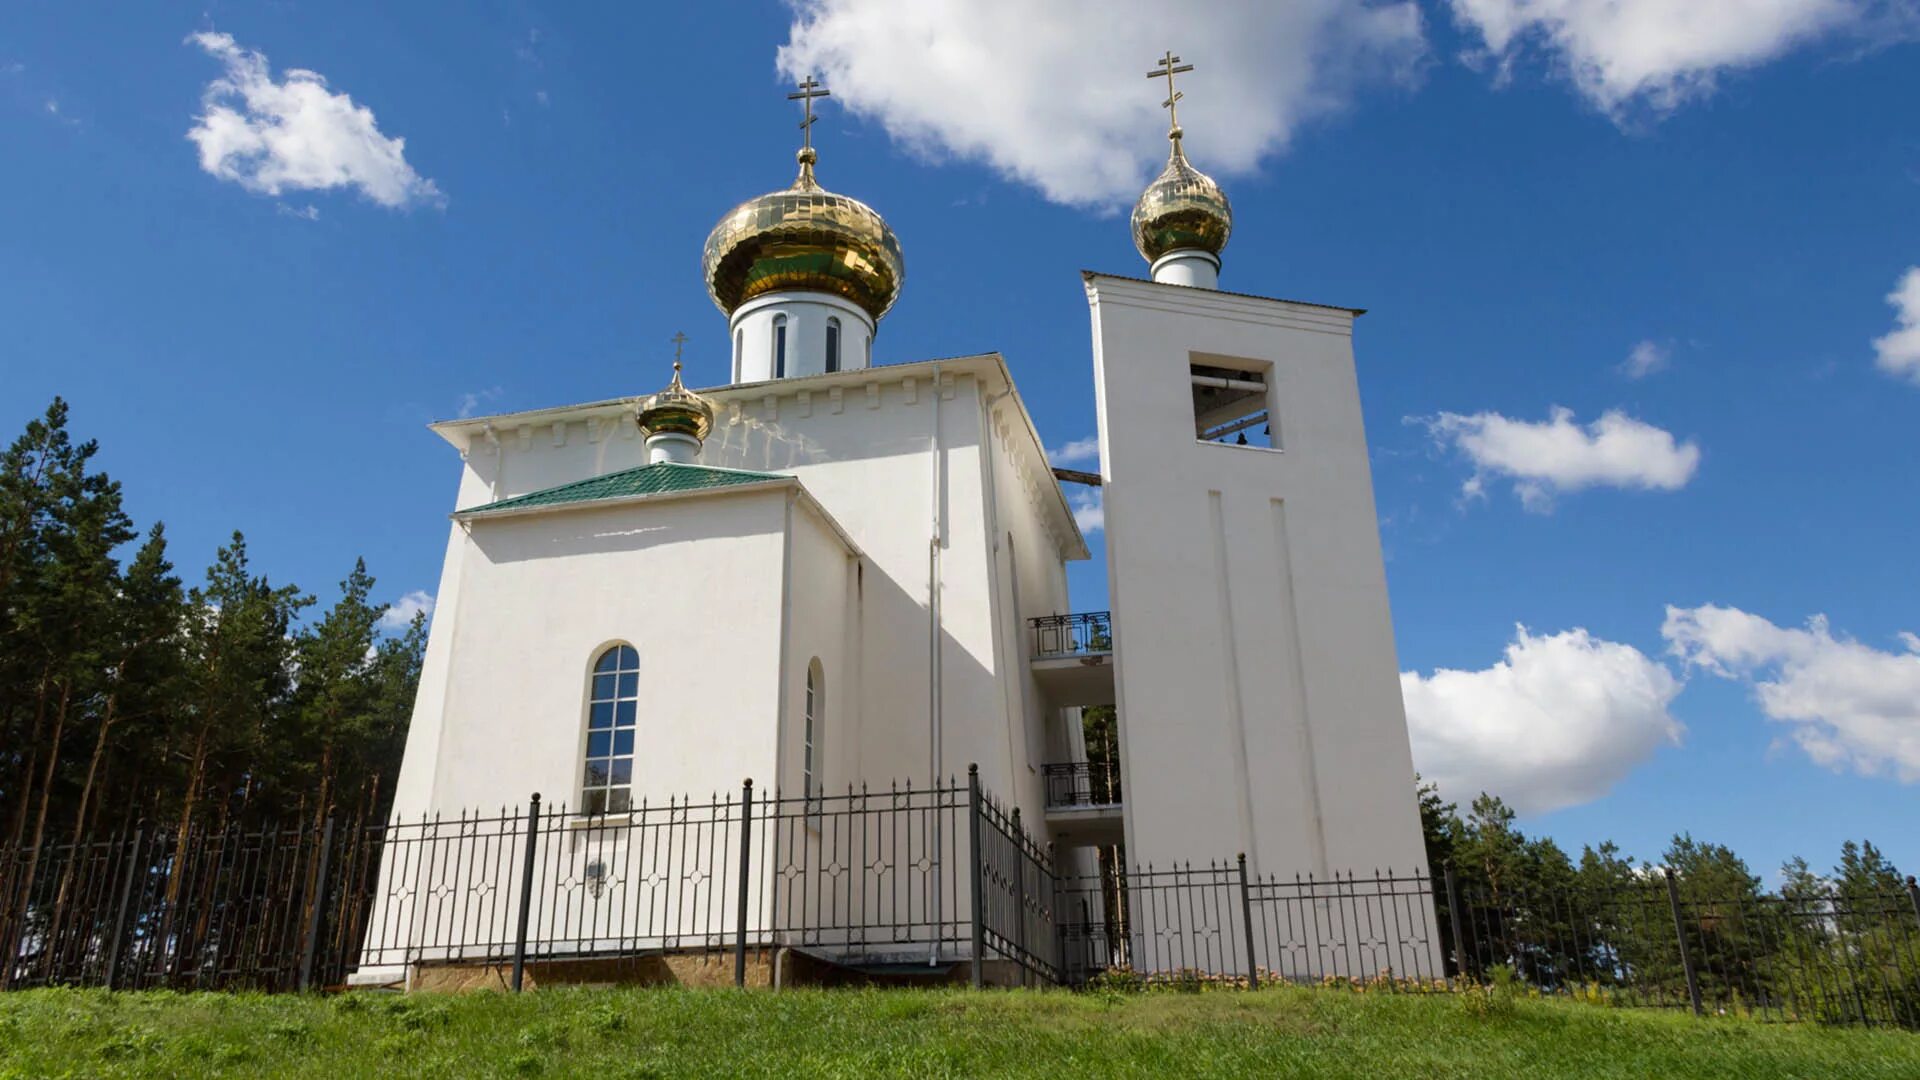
[1, 985, 1916, 1078]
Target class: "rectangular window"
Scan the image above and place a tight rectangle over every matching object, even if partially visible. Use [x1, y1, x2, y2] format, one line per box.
[1191, 360, 1276, 449]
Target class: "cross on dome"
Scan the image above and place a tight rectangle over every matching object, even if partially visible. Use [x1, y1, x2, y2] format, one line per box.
[789, 76, 831, 156]
[1148, 51, 1194, 138]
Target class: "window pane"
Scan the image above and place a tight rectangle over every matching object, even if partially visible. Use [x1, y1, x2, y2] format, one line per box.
[584, 761, 609, 787]
[615, 701, 636, 728]
[617, 672, 638, 698]
[592, 674, 616, 701]
[584, 790, 607, 815]
[587, 732, 611, 758]
[610, 759, 632, 785]
[595, 650, 620, 674]
[617, 645, 638, 669]
[613, 729, 634, 755]
[608, 789, 631, 814]
[589, 703, 613, 730]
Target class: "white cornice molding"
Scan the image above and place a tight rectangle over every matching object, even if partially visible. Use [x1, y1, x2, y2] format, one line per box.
[452, 476, 865, 560]
[429, 350, 1088, 562]
[1083, 272, 1360, 338]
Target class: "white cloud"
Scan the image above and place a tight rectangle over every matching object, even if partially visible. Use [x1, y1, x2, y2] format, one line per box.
[1048, 436, 1100, 467]
[1872, 266, 1920, 385]
[1403, 625, 1685, 814]
[1422, 406, 1700, 510]
[277, 203, 320, 222]
[379, 590, 435, 633]
[1447, 0, 1912, 117]
[1664, 604, 1920, 783]
[1068, 488, 1103, 534]
[185, 32, 443, 209]
[1620, 339, 1670, 379]
[777, 0, 1426, 206]
[457, 387, 504, 419]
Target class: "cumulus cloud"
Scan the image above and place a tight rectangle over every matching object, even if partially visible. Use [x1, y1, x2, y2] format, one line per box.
[1447, 0, 1913, 117]
[1620, 339, 1670, 379]
[1872, 266, 1920, 385]
[1422, 406, 1700, 511]
[185, 32, 443, 209]
[1403, 626, 1684, 815]
[1068, 488, 1104, 534]
[379, 590, 435, 633]
[1664, 604, 1920, 783]
[1048, 436, 1101, 467]
[777, 0, 1426, 206]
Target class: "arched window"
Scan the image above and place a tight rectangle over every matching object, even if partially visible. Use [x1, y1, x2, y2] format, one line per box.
[733, 328, 743, 382]
[583, 645, 638, 815]
[825, 318, 841, 373]
[804, 659, 824, 804]
[772, 314, 788, 379]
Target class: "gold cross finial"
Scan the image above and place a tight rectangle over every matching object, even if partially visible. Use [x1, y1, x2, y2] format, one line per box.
[671, 331, 688, 370]
[788, 76, 831, 153]
[1147, 51, 1194, 137]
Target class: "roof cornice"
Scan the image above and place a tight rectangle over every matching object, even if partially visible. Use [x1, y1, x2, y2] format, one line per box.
[1082, 271, 1365, 328]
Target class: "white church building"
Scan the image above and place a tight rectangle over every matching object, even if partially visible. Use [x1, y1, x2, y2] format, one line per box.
[351, 67, 1431, 987]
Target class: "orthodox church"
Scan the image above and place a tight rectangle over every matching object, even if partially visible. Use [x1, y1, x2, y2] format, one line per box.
[360, 61, 1428, 983]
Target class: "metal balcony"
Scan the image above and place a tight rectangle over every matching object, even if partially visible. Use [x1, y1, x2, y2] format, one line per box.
[1042, 761, 1123, 846]
[1029, 612, 1112, 660]
[1027, 612, 1115, 708]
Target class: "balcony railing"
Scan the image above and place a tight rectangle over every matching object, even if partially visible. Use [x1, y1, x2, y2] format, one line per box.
[1029, 612, 1112, 660]
[1042, 761, 1122, 810]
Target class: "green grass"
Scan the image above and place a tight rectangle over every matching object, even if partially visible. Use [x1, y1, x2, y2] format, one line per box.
[1, 985, 1916, 1079]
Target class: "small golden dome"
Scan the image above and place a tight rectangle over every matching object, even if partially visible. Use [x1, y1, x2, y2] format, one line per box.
[1131, 130, 1232, 263]
[702, 148, 905, 322]
[636, 362, 713, 442]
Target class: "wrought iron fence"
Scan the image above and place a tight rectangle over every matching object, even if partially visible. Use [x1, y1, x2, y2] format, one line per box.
[1028, 612, 1112, 659]
[5, 773, 1920, 1030]
[0, 816, 361, 992]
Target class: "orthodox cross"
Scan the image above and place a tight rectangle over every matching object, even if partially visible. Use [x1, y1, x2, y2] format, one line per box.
[1147, 51, 1194, 132]
[788, 76, 831, 151]
[670, 331, 688, 370]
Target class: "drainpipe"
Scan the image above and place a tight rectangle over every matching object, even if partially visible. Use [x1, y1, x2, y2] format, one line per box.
[928, 365, 946, 964]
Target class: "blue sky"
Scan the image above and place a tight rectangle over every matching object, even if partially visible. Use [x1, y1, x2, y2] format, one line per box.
[3, 1, 1917, 880]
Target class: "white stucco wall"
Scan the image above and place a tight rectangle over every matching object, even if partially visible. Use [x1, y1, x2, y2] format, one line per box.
[403, 355, 1084, 827]
[780, 496, 857, 800]
[402, 488, 790, 816]
[1085, 274, 1429, 881]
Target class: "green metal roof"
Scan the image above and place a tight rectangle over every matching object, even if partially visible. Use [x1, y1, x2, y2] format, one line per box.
[460, 462, 789, 517]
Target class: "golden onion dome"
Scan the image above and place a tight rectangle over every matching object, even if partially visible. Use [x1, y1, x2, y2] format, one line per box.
[702, 148, 905, 322]
[1131, 129, 1232, 263]
[636, 362, 713, 442]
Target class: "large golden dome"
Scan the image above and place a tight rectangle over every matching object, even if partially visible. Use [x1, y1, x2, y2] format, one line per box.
[703, 149, 905, 322]
[1131, 131, 1232, 263]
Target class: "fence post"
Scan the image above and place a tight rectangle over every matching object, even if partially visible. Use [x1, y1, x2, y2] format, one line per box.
[298, 814, 337, 992]
[1047, 842, 1064, 985]
[1663, 866, 1704, 1017]
[1237, 853, 1258, 990]
[735, 778, 753, 988]
[510, 793, 542, 993]
[1011, 808, 1027, 987]
[1442, 860, 1467, 983]
[104, 825, 145, 990]
[967, 764, 985, 989]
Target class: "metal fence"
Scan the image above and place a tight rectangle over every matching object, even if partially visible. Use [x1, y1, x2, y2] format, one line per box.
[5, 773, 1919, 1030]
[1055, 861, 1920, 1027]
[1028, 612, 1112, 659]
